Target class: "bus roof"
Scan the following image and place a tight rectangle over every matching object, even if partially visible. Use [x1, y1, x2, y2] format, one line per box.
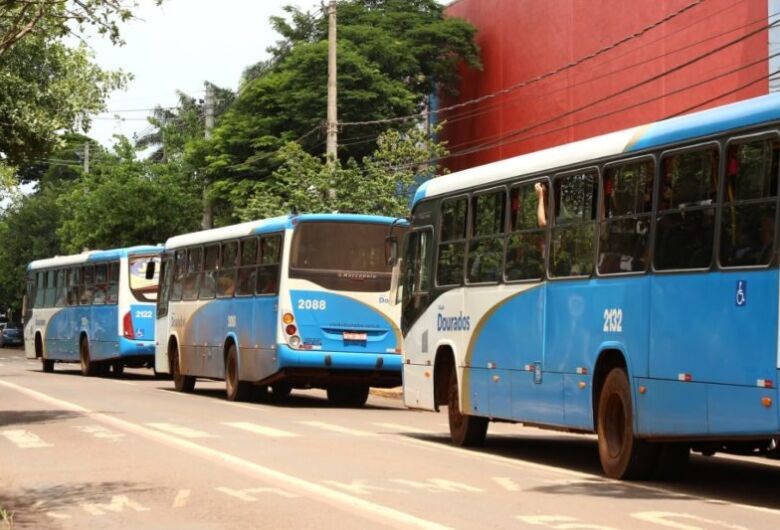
[27, 245, 163, 271]
[163, 213, 401, 251]
[413, 93, 780, 207]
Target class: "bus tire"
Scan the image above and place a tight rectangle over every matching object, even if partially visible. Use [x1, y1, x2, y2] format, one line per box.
[326, 384, 369, 407]
[270, 382, 293, 399]
[80, 338, 96, 377]
[225, 344, 252, 401]
[597, 368, 658, 479]
[447, 367, 487, 447]
[172, 347, 195, 393]
[111, 361, 124, 377]
[41, 358, 54, 373]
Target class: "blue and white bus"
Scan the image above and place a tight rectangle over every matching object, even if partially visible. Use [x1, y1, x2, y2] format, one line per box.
[23, 246, 162, 376]
[395, 93, 780, 479]
[155, 213, 404, 405]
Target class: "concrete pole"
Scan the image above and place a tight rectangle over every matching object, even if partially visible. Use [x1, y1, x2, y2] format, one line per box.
[326, 0, 338, 161]
[202, 83, 215, 230]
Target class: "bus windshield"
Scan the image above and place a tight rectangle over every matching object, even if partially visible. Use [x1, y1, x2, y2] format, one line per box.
[129, 255, 161, 302]
[289, 221, 395, 292]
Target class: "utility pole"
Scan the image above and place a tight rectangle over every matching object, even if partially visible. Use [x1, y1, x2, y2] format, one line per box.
[202, 83, 215, 230]
[83, 142, 90, 174]
[326, 0, 338, 161]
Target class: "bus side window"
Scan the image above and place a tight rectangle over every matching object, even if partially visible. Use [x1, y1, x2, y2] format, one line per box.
[550, 170, 598, 277]
[93, 264, 107, 305]
[236, 237, 258, 296]
[217, 241, 238, 298]
[467, 189, 506, 284]
[67, 267, 79, 306]
[171, 250, 186, 301]
[55, 269, 68, 307]
[35, 272, 45, 308]
[719, 138, 779, 267]
[199, 245, 219, 299]
[257, 235, 281, 295]
[437, 196, 468, 286]
[506, 180, 548, 281]
[80, 266, 94, 305]
[44, 270, 56, 307]
[183, 247, 203, 300]
[655, 147, 719, 270]
[598, 160, 654, 275]
[107, 262, 119, 304]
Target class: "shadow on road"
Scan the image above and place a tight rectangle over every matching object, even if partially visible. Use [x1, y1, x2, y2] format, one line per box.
[0, 409, 84, 428]
[28, 365, 159, 382]
[155, 385, 398, 410]
[405, 432, 780, 510]
[0, 481, 157, 529]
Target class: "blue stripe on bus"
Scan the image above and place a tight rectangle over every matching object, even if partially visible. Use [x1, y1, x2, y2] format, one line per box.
[626, 93, 780, 152]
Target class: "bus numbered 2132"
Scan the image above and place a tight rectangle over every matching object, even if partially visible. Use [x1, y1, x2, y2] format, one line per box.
[23, 246, 162, 376]
[390, 93, 780, 480]
[155, 213, 405, 406]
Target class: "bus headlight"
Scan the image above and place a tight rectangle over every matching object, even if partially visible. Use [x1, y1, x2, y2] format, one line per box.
[289, 335, 301, 348]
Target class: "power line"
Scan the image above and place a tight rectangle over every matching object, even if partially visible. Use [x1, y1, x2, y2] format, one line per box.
[338, 0, 707, 128]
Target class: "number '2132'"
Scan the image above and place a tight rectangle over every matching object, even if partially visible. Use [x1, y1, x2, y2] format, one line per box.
[603, 308, 623, 333]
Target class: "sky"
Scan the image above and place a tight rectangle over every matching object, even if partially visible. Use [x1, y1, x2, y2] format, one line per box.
[86, 0, 324, 148]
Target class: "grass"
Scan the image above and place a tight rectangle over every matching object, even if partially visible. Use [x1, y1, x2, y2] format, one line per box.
[0, 505, 13, 529]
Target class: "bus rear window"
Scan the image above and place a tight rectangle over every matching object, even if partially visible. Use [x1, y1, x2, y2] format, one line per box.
[130, 255, 161, 302]
[289, 221, 398, 292]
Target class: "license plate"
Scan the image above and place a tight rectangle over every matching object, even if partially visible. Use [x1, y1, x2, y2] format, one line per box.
[343, 332, 367, 341]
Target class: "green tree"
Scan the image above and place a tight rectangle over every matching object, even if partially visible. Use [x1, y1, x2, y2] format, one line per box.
[233, 125, 447, 221]
[56, 138, 202, 253]
[204, 0, 479, 219]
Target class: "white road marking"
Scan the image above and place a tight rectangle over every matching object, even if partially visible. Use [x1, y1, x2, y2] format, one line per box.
[172, 489, 191, 508]
[0, 429, 53, 449]
[631, 512, 749, 530]
[110, 379, 136, 386]
[391, 479, 483, 493]
[373, 422, 436, 435]
[322, 480, 409, 496]
[492, 477, 520, 491]
[390, 433, 780, 517]
[299, 421, 375, 437]
[223, 421, 299, 438]
[75, 424, 125, 443]
[216, 486, 299, 501]
[0, 363, 5, 367]
[517, 515, 620, 529]
[80, 495, 150, 515]
[46, 512, 72, 520]
[145, 423, 215, 438]
[0, 379, 452, 530]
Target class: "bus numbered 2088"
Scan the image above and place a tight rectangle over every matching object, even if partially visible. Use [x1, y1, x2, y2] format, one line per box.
[155, 213, 404, 406]
[23, 246, 162, 376]
[392, 93, 780, 479]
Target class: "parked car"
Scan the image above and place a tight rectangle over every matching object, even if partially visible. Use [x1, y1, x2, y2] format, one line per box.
[0, 323, 23, 347]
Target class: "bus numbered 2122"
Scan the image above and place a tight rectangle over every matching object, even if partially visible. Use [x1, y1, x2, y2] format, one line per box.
[23, 246, 162, 376]
[155, 213, 405, 406]
[391, 93, 780, 479]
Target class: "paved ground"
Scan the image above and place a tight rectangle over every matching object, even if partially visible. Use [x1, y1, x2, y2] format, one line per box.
[1, 346, 780, 529]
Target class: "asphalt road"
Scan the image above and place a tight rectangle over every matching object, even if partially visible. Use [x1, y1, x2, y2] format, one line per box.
[1, 346, 780, 530]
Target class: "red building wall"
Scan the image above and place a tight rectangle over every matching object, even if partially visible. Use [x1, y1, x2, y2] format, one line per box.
[441, 0, 769, 172]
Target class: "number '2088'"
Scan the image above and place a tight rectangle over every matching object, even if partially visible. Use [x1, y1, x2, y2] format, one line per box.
[298, 299, 327, 310]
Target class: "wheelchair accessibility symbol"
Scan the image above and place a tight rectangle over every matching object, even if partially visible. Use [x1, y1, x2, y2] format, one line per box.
[735, 280, 747, 307]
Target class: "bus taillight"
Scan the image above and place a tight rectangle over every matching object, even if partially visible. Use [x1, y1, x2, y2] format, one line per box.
[123, 311, 135, 339]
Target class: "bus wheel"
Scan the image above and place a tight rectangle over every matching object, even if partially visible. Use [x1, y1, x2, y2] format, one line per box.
[225, 344, 252, 401]
[447, 367, 487, 447]
[172, 348, 195, 393]
[327, 384, 369, 407]
[41, 358, 54, 373]
[270, 382, 293, 399]
[111, 361, 125, 377]
[597, 368, 658, 479]
[80, 339, 96, 377]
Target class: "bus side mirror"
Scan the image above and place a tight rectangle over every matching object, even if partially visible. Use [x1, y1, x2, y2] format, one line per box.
[145, 260, 157, 280]
[385, 236, 398, 266]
